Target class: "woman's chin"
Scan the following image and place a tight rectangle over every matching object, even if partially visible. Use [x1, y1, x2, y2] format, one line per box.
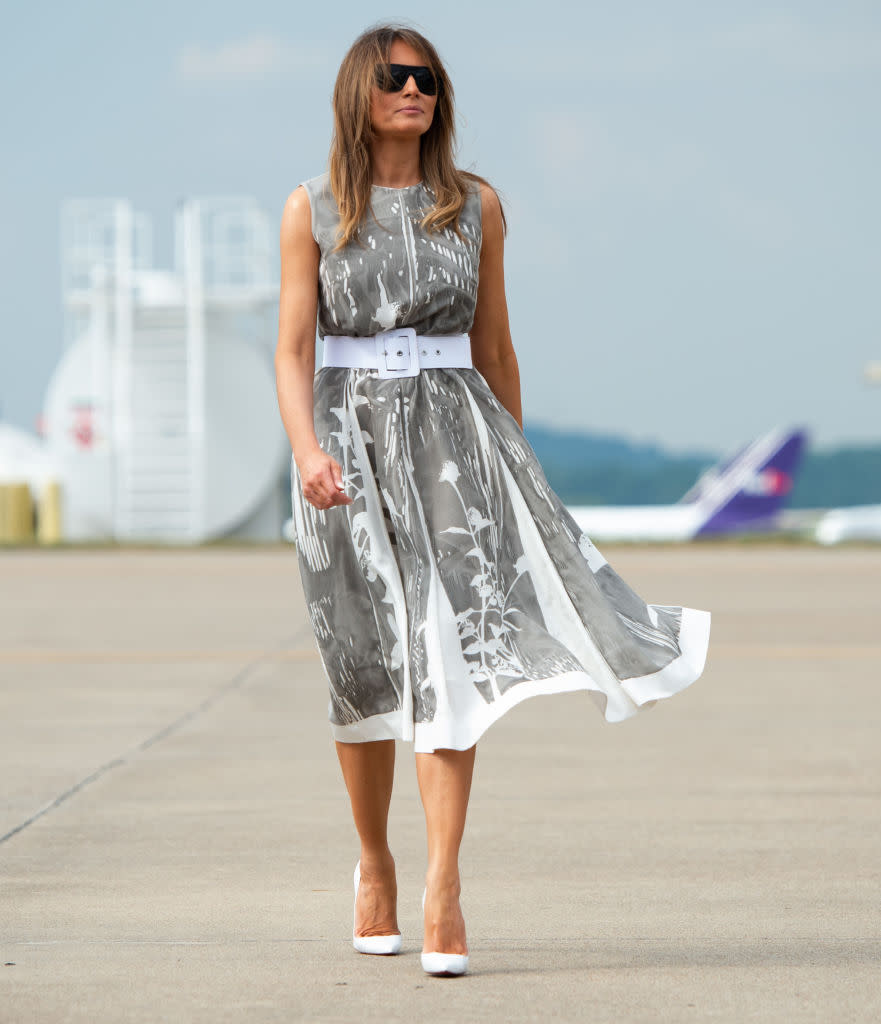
[374, 120, 432, 140]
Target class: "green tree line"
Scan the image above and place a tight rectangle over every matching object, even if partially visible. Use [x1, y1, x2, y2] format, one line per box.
[525, 426, 881, 509]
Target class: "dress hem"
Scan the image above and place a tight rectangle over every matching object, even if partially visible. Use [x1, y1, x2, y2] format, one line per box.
[330, 605, 711, 753]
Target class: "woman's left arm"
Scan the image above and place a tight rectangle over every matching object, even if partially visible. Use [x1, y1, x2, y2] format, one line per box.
[469, 183, 523, 430]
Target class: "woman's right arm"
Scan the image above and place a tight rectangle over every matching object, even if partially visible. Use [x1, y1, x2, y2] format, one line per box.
[275, 187, 352, 510]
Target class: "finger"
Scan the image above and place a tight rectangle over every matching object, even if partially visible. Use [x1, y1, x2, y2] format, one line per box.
[316, 483, 347, 509]
[304, 474, 335, 504]
[330, 461, 345, 491]
[304, 487, 330, 510]
[319, 473, 343, 504]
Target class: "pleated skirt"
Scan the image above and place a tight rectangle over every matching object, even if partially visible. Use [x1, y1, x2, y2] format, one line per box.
[290, 366, 710, 753]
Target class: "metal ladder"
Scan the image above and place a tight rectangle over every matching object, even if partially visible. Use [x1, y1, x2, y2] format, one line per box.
[113, 305, 201, 541]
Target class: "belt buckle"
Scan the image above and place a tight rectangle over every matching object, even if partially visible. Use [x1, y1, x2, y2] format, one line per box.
[375, 328, 419, 378]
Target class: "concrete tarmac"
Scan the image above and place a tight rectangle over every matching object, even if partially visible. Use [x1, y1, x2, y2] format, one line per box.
[1, 545, 880, 1023]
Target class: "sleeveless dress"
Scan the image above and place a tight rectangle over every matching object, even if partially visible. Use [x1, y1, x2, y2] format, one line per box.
[290, 172, 711, 753]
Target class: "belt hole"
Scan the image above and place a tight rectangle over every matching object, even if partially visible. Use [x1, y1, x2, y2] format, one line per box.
[396, 349, 403, 356]
[421, 349, 427, 355]
[435, 348, 441, 355]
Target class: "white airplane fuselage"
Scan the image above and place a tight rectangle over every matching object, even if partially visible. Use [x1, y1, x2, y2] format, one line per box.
[568, 504, 706, 542]
[815, 505, 881, 544]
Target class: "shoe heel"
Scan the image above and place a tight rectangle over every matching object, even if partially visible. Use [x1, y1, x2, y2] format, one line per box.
[420, 887, 469, 976]
[352, 861, 402, 956]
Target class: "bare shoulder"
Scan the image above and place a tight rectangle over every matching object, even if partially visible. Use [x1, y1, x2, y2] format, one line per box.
[281, 185, 314, 246]
[478, 181, 502, 220]
[476, 181, 505, 256]
[284, 183, 310, 212]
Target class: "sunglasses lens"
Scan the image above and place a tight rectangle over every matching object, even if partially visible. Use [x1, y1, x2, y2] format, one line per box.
[414, 69, 437, 95]
[388, 66, 409, 91]
[379, 64, 437, 96]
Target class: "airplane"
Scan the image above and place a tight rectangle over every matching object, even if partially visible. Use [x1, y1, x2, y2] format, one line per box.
[814, 505, 881, 544]
[567, 427, 808, 542]
[813, 359, 881, 541]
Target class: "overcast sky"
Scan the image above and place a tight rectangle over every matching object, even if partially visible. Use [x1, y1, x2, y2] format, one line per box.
[1, 0, 879, 454]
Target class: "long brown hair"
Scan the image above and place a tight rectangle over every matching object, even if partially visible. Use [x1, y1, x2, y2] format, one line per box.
[329, 24, 504, 249]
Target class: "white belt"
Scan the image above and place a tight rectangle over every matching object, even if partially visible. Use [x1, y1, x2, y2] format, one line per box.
[322, 329, 472, 379]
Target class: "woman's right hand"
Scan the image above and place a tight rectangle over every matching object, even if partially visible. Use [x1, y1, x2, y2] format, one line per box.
[298, 448, 353, 510]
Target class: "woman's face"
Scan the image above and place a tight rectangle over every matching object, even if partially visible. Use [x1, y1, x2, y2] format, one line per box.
[369, 39, 438, 141]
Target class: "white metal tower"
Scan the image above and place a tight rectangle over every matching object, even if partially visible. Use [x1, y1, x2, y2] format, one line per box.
[56, 196, 279, 542]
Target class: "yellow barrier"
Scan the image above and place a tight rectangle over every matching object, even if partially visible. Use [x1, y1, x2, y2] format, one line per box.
[0, 482, 35, 543]
[38, 480, 63, 545]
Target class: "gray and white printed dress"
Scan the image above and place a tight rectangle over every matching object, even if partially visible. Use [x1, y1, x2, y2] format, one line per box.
[290, 172, 711, 753]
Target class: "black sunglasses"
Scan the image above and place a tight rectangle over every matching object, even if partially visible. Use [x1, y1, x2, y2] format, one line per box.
[375, 63, 438, 96]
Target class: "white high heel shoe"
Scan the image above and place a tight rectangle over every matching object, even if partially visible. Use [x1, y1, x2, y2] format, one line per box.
[421, 889, 469, 976]
[352, 862, 401, 955]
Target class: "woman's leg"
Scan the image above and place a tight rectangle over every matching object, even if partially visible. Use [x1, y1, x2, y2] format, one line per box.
[415, 745, 476, 955]
[336, 739, 399, 937]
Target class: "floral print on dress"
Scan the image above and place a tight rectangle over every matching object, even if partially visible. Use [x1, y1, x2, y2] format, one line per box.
[288, 171, 710, 752]
[437, 459, 528, 702]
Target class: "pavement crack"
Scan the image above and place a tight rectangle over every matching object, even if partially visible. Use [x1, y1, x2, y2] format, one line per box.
[0, 639, 298, 847]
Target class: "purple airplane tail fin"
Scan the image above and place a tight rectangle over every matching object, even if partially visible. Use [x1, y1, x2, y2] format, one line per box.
[687, 428, 808, 536]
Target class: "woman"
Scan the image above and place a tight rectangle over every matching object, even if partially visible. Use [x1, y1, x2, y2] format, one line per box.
[275, 25, 710, 977]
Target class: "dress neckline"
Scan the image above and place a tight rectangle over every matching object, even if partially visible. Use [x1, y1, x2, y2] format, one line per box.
[371, 181, 423, 192]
